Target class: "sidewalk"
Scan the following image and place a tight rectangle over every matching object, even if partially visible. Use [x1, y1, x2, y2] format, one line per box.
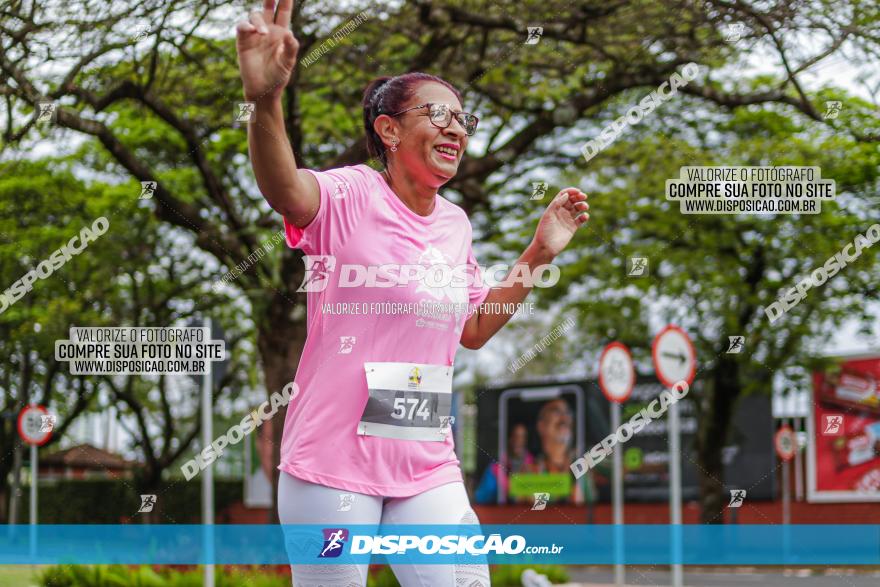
[562, 565, 880, 586]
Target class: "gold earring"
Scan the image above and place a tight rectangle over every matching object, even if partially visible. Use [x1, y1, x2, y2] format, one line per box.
[390, 137, 399, 152]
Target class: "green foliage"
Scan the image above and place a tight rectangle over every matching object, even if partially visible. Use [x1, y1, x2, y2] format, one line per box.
[38, 565, 290, 587]
[367, 564, 569, 587]
[17, 479, 242, 524]
[510, 93, 880, 389]
[0, 158, 259, 519]
[368, 566, 399, 587]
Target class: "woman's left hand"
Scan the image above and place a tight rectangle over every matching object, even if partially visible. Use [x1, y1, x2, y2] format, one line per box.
[531, 187, 590, 258]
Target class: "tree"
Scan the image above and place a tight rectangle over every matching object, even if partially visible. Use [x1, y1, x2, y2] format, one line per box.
[1, 0, 877, 521]
[544, 100, 879, 521]
[0, 158, 124, 522]
[0, 157, 255, 523]
[92, 211, 254, 523]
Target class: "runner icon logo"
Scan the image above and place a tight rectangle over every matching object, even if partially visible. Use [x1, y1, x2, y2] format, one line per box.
[235, 102, 255, 123]
[727, 490, 746, 508]
[823, 101, 842, 120]
[40, 414, 56, 433]
[138, 494, 157, 513]
[297, 255, 336, 292]
[822, 414, 844, 435]
[726, 336, 744, 353]
[530, 181, 548, 200]
[36, 101, 56, 123]
[139, 181, 156, 200]
[627, 257, 648, 277]
[525, 27, 543, 44]
[724, 23, 745, 43]
[337, 494, 354, 512]
[333, 181, 350, 199]
[531, 492, 549, 511]
[338, 336, 356, 354]
[319, 528, 348, 558]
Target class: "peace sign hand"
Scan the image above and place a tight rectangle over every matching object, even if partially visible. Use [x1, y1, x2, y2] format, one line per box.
[235, 0, 299, 102]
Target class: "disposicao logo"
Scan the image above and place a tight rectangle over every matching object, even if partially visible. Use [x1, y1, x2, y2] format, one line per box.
[319, 528, 348, 558]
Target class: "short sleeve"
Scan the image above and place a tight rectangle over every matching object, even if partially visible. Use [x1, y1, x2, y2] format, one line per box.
[282, 165, 376, 256]
[464, 221, 492, 317]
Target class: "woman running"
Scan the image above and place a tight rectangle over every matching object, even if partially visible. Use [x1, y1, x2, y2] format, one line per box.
[236, 1, 589, 585]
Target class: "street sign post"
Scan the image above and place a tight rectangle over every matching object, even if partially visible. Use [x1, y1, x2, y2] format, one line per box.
[776, 423, 796, 525]
[201, 318, 216, 587]
[652, 325, 696, 388]
[775, 424, 796, 461]
[17, 404, 53, 529]
[17, 404, 52, 446]
[652, 325, 696, 587]
[599, 342, 635, 587]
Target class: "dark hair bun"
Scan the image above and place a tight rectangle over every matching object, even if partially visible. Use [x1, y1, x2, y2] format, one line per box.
[362, 76, 393, 112]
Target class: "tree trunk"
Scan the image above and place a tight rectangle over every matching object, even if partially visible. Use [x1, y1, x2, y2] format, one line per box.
[7, 440, 23, 524]
[256, 293, 306, 523]
[0, 423, 14, 523]
[696, 357, 741, 523]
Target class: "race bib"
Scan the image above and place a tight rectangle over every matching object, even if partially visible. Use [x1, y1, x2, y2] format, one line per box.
[358, 362, 454, 441]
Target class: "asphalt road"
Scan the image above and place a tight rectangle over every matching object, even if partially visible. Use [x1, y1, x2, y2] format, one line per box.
[563, 566, 880, 586]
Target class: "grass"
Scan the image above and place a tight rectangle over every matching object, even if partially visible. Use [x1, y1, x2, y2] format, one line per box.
[0, 566, 41, 587]
[0, 564, 573, 587]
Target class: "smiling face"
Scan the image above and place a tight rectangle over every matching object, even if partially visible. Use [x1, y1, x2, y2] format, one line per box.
[537, 399, 573, 448]
[377, 82, 469, 187]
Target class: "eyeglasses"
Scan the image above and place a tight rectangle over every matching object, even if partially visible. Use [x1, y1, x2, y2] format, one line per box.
[542, 405, 573, 419]
[386, 103, 479, 136]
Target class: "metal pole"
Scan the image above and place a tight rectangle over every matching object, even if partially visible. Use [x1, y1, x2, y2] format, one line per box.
[793, 417, 803, 502]
[782, 453, 791, 525]
[29, 444, 37, 525]
[611, 402, 624, 587]
[30, 443, 37, 561]
[202, 318, 215, 587]
[782, 419, 792, 565]
[669, 400, 683, 587]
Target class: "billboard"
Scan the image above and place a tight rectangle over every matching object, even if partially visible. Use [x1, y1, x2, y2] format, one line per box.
[475, 377, 775, 504]
[807, 353, 880, 502]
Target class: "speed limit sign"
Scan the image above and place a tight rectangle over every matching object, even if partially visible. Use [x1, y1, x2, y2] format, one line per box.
[17, 405, 53, 446]
[775, 425, 796, 461]
[599, 342, 635, 403]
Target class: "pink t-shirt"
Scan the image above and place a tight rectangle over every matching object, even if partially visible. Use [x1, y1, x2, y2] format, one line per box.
[278, 164, 491, 497]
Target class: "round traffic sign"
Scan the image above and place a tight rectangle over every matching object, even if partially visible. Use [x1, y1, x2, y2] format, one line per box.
[775, 425, 796, 461]
[599, 342, 635, 403]
[651, 325, 696, 388]
[17, 405, 52, 446]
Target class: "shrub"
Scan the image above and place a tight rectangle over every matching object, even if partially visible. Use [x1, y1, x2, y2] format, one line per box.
[368, 564, 569, 587]
[38, 565, 290, 587]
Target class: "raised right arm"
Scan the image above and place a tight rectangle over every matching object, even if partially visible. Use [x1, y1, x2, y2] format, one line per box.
[236, 0, 319, 228]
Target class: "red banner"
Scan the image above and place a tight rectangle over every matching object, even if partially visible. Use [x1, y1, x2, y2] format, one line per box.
[810, 355, 880, 500]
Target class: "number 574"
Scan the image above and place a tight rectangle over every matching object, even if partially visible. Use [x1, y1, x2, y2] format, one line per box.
[391, 397, 430, 420]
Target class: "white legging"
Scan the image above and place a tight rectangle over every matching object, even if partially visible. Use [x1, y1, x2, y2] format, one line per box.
[278, 471, 491, 587]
